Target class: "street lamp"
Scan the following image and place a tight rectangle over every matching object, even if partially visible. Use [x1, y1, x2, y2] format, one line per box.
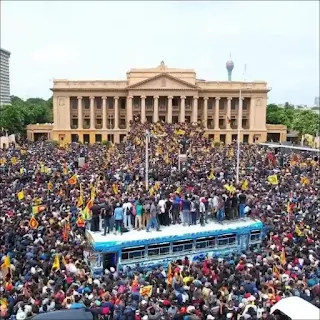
[236, 65, 247, 185]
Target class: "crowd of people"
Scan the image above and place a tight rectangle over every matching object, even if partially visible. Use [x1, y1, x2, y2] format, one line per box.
[0, 120, 319, 320]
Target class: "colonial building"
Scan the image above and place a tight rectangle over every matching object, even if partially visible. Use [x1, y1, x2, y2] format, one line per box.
[27, 61, 287, 144]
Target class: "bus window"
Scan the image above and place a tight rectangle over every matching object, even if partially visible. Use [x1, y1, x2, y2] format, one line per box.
[217, 234, 236, 247]
[147, 243, 170, 257]
[195, 236, 216, 249]
[172, 240, 193, 253]
[121, 246, 145, 261]
[250, 230, 261, 243]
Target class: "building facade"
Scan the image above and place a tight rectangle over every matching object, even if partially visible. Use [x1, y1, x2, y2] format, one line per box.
[0, 48, 11, 106]
[27, 62, 286, 144]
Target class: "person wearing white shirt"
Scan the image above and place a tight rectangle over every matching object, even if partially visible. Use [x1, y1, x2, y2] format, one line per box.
[122, 200, 133, 229]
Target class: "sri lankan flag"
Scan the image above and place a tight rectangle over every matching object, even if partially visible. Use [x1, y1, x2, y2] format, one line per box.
[167, 263, 173, 285]
[77, 195, 84, 208]
[32, 205, 46, 214]
[1, 255, 10, 270]
[112, 183, 119, 195]
[273, 264, 280, 280]
[68, 174, 77, 185]
[48, 181, 53, 190]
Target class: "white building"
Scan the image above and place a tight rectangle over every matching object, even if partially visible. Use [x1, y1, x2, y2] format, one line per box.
[0, 48, 11, 106]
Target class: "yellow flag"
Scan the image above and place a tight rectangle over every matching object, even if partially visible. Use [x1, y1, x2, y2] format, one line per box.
[300, 176, 309, 185]
[267, 175, 278, 185]
[48, 181, 53, 190]
[149, 186, 154, 196]
[1, 255, 10, 269]
[52, 254, 60, 271]
[77, 195, 84, 208]
[17, 190, 24, 200]
[140, 285, 153, 297]
[208, 171, 215, 180]
[241, 179, 249, 191]
[20, 168, 24, 174]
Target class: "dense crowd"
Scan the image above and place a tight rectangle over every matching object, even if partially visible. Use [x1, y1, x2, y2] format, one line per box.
[0, 121, 319, 320]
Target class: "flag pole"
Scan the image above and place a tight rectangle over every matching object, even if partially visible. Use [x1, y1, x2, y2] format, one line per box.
[145, 130, 149, 190]
[236, 64, 247, 185]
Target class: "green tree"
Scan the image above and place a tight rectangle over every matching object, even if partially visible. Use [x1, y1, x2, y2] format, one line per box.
[292, 110, 320, 137]
[0, 96, 53, 135]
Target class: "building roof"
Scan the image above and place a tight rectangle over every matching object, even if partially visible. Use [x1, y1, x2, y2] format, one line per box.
[0, 48, 11, 56]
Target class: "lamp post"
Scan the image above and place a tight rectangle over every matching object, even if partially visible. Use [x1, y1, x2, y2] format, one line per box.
[236, 65, 247, 185]
[145, 130, 150, 190]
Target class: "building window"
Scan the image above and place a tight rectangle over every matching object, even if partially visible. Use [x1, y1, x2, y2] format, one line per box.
[242, 119, 248, 128]
[243, 134, 249, 143]
[107, 98, 114, 109]
[84, 98, 90, 109]
[71, 134, 79, 143]
[232, 134, 237, 142]
[220, 134, 226, 143]
[96, 119, 102, 125]
[120, 118, 126, 129]
[71, 119, 78, 128]
[120, 134, 126, 142]
[83, 134, 90, 144]
[120, 99, 126, 109]
[219, 119, 225, 127]
[83, 119, 90, 129]
[107, 134, 114, 143]
[95, 134, 102, 143]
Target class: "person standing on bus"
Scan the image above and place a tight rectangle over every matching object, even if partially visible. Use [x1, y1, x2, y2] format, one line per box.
[146, 199, 160, 232]
[172, 194, 181, 224]
[102, 201, 113, 235]
[91, 201, 101, 232]
[135, 199, 143, 230]
[199, 197, 206, 226]
[190, 197, 198, 225]
[122, 198, 133, 230]
[114, 203, 124, 235]
[181, 195, 191, 226]
[217, 195, 225, 223]
[239, 192, 247, 219]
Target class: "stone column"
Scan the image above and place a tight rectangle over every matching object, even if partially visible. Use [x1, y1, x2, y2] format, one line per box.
[180, 96, 186, 123]
[114, 96, 119, 129]
[226, 97, 232, 129]
[127, 96, 133, 125]
[153, 96, 159, 122]
[167, 96, 173, 123]
[203, 97, 208, 128]
[141, 96, 146, 123]
[238, 97, 244, 130]
[249, 97, 255, 130]
[192, 96, 198, 123]
[102, 96, 107, 129]
[89, 96, 95, 129]
[214, 97, 220, 130]
[77, 96, 83, 129]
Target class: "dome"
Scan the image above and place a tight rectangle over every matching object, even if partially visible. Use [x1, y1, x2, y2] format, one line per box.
[226, 60, 234, 70]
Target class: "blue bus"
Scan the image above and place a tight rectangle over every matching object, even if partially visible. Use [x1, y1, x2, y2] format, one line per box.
[85, 218, 265, 276]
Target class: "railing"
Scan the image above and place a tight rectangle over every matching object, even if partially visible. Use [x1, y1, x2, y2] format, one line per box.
[83, 124, 90, 129]
[71, 125, 78, 129]
[107, 124, 114, 129]
[119, 124, 126, 129]
[95, 124, 102, 129]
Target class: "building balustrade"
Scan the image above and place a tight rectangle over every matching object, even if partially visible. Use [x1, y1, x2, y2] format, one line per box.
[83, 124, 90, 129]
[95, 124, 102, 129]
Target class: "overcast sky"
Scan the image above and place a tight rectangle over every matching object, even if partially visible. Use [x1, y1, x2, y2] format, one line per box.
[1, 1, 319, 105]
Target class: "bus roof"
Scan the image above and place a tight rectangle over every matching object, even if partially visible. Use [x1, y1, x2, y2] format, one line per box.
[86, 218, 264, 251]
[271, 297, 320, 320]
[260, 143, 320, 153]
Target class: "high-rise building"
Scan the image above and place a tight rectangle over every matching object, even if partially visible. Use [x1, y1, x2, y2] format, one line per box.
[0, 48, 11, 106]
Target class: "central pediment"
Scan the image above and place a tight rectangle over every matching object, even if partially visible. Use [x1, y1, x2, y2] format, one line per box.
[127, 73, 200, 90]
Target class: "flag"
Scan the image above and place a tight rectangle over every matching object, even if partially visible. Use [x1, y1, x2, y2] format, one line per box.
[77, 195, 84, 208]
[63, 165, 68, 175]
[17, 190, 24, 200]
[295, 225, 302, 237]
[149, 186, 155, 196]
[273, 265, 280, 280]
[52, 254, 60, 271]
[76, 216, 86, 228]
[90, 186, 96, 200]
[33, 198, 42, 205]
[20, 168, 24, 174]
[81, 207, 91, 221]
[208, 170, 215, 180]
[140, 285, 153, 297]
[112, 183, 119, 195]
[300, 176, 310, 185]
[280, 248, 286, 265]
[167, 263, 173, 285]
[68, 175, 77, 185]
[29, 216, 39, 229]
[267, 175, 278, 185]
[32, 205, 46, 214]
[0, 298, 8, 307]
[10, 157, 18, 165]
[241, 179, 249, 191]
[48, 181, 53, 190]
[1, 255, 10, 269]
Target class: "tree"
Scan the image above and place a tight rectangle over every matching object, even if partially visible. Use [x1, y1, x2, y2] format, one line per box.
[0, 96, 53, 135]
[292, 110, 320, 137]
[267, 103, 320, 137]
